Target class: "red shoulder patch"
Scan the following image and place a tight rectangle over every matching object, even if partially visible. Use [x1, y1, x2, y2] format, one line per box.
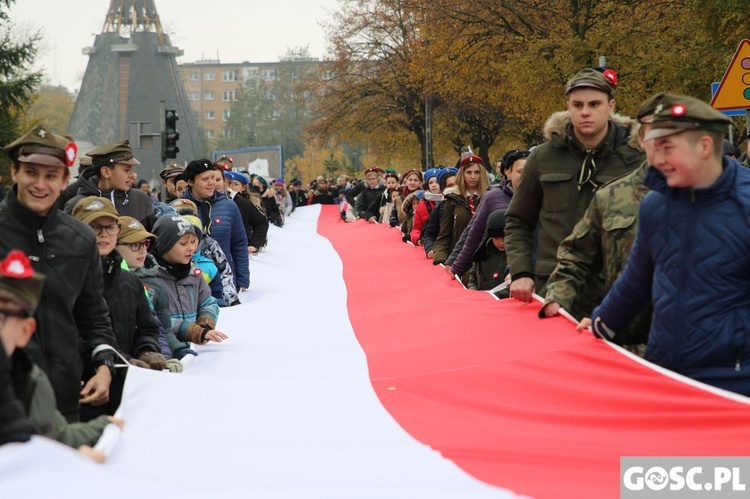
[193, 269, 203, 277]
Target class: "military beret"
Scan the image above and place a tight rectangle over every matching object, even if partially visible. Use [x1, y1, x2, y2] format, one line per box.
[636, 93, 667, 123]
[500, 149, 530, 173]
[3, 124, 77, 168]
[71, 196, 120, 225]
[0, 250, 45, 317]
[86, 140, 140, 169]
[459, 153, 484, 168]
[180, 159, 214, 182]
[644, 94, 732, 141]
[566, 68, 617, 97]
[401, 168, 423, 181]
[170, 198, 198, 217]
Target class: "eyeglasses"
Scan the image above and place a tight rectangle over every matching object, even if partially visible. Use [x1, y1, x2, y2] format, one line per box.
[90, 223, 121, 236]
[117, 240, 152, 252]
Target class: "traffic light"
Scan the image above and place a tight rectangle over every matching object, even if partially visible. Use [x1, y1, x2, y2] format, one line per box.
[162, 109, 180, 160]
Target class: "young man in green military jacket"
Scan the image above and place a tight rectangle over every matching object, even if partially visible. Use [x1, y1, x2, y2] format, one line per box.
[505, 68, 644, 304]
[541, 94, 664, 345]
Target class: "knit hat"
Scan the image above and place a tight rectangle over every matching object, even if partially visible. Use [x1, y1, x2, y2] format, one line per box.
[486, 209, 507, 238]
[152, 215, 198, 255]
[180, 159, 214, 182]
[0, 250, 45, 317]
[71, 196, 120, 225]
[118, 216, 156, 244]
[170, 198, 198, 216]
[182, 215, 204, 239]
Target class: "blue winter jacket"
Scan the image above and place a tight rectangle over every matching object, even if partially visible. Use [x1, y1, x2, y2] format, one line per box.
[592, 159, 750, 395]
[183, 189, 250, 290]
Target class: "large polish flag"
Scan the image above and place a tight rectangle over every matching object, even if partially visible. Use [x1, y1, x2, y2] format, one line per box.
[2, 205, 749, 498]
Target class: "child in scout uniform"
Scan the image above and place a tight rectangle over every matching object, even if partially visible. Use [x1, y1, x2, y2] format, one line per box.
[467, 209, 510, 298]
[591, 94, 750, 396]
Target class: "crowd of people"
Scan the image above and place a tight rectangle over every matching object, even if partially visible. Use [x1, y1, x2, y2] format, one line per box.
[339, 67, 750, 400]
[2, 66, 750, 460]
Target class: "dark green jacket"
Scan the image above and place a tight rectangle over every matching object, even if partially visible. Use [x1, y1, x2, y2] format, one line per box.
[12, 350, 109, 448]
[505, 112, 643, 294]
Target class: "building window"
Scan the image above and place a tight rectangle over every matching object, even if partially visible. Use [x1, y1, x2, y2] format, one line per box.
[262, 69, 276, 81]
[222, 129, 233, 139]
[188, 92, 199, 101]
[223, 110, 231, 122]
[206, 130, 215, 139]
[189, 72, 200, 81]
[204, 91, 214, 100]
[205, 111, 215, 120]
[222, 70, 238, 82]
[204, 72, 215, 81]
[222, 90, 237, 102]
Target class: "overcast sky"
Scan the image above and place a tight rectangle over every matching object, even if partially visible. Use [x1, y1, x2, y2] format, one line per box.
[10, 0, 340, 92]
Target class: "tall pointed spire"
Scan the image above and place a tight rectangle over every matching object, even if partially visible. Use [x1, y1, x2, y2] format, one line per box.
[68, 0, 200, 184]
[102, 0, 165, 43]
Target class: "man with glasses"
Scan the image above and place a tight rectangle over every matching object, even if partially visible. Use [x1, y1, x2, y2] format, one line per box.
[505, 68, 643, 303]
[0, 124, 119, 422]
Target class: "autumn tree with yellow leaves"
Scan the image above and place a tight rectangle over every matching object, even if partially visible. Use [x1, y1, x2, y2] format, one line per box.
[308, 0, 747, 172]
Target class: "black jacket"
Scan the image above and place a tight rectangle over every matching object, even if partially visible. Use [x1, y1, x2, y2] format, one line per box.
[0, 188, 118, 415]
[345, 182, 385, 220]
[101, 251, 162, 359]
[233, 193, 269, 249]
[65, 167, 156, 231]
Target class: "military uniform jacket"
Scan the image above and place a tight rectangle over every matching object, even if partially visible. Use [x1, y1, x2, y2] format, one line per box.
[505, 112, 643, 286]
[544, 162, 651, 342]
[0, 188, 118, 415]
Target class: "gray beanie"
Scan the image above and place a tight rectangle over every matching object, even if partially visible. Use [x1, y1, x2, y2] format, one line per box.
[152, 215, 197, 255]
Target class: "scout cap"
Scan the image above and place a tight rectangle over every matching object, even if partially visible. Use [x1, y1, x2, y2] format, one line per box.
[118, 216, 156, 244]
[644, 94, 732, 141]
[565, 68, 616, 97]
[636, 92, 666, 124]
[0, 250, 45, 317]
[3, 124, 77, 168]
[86, 140, 140, 169]
[71, 196, 120, 225]
[159, 161, 185, 181]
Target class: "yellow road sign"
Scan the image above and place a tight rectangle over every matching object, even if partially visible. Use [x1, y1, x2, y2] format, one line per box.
[710, 39, 750, 111]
